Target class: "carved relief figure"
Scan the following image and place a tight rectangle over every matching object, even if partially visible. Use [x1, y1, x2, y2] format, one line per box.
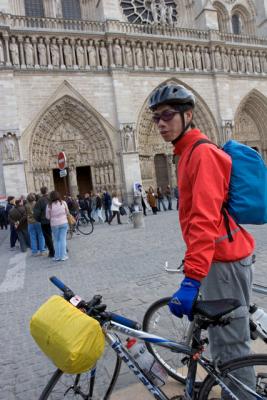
[214, 47, 222, 70]
[159, 0, 167, 24]
[50, 38, 60, 67]
[88, 40, 97, 67]
[254, 52, 261, 73]
[3, 133, 16, 161]
[146, 43, 154, 68]
[176, 45, 184, 69]
[194, 46, 202, 70]
[10, 37, 19, 66]
[135, 43, 143, 68]
[0, 39, 4, 65]
[262, 52, 267, 73]
[166, 44, 174, 68]
[63, 39, 72, 67]
[151, 0, 158, 23]
[238, 49, 245, 73]
[122, 125, 135, 153]
[76, 39, 85, 68]
[38, 38, 47, 67]
[99, 41, 108, 68]
[24, 37, 34, 67]
[157, 44, 164, 68]
[113, 39, 122, 66]
[167, 6, 173, 25]
[203, 47, 211, 71]
[230, 49, 237, 72]
[124, 42, 133, 67]
[185, 46, 194, 70]
[222, 48, 230, 72]
[246, 50, 253, 73]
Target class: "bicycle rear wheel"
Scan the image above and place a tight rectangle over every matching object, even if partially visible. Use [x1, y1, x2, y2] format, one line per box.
[77, 217, 94, 235]
[198, 354, 267, 399]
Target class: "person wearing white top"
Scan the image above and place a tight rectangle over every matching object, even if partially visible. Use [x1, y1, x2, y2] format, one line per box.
[108, 192, 122, 225]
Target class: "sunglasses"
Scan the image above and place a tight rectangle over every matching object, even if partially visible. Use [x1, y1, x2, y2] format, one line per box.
[152, 110, 181, 124]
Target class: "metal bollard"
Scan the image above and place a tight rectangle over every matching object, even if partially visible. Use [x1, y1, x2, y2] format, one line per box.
[132, 211, 145, 228]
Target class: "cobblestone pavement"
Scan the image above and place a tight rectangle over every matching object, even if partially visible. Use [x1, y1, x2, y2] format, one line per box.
[0, 209, 267, 400]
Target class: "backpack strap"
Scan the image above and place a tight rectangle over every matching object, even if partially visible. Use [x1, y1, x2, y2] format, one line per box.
[187, 139, 216, 163]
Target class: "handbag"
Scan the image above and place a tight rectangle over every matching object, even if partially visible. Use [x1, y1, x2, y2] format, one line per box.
[67, 213, 76, 226]
[119, 205, 126, 216]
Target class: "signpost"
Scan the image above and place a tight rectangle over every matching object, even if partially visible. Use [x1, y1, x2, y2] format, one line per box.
[57, 152, 68, 195]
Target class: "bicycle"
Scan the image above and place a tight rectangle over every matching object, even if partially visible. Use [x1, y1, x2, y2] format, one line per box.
[142, 261, 267, 385]
[67, 212, 94, 239]
[38, 276, 267, 399]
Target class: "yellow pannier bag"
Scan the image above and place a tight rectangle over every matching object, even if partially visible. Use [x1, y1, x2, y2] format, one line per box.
[30, 295, 105, 374]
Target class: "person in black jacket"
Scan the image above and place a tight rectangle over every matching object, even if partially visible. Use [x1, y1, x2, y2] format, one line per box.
[33, 186, 55, 258]
[6, 196, 18, 249]
[9, 199, 30, 252]
[103, 191, 112, 222]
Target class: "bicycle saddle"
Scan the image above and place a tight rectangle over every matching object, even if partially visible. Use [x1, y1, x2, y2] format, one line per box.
[194, 298, 241, 320]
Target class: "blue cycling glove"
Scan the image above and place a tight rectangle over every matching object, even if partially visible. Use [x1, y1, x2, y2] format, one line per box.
[168, 277, 200, 321]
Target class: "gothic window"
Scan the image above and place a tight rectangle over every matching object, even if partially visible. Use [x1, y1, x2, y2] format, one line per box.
[62, 0, 81, 20]
[25, 0, 44, 17]
[120, 0, 177, 25]
[232, 13, 241, 34]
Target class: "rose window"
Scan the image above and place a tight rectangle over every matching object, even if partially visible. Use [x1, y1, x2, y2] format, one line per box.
[120, 0, 178, 25]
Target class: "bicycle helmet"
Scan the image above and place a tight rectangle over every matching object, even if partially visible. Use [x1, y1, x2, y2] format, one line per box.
[148, 84, 195, 111]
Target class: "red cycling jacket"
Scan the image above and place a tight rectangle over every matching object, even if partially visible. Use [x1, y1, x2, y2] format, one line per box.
[174, 128, 255, 282]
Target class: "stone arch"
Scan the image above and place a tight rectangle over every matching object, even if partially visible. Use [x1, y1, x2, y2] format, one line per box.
[213, 1, 230, 32]
[231, 3, 255, 35]
[136, 78, 219, 189]
[233, 89, 267, 159]
[28, 95, 118, 195]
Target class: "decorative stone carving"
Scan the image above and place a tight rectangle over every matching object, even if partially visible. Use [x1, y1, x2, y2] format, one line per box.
[113, 39, 122, 67]
[203, 47, 211, 71]
[176, 45, 184, 70]
[146, 43, 154, 68]
[214, 47, 222, 70]
[24, 37, 34, 67]
[50, 38, 60, 67]
[230, 49, 237, 72]
[156, 43, 164, 68]
[222, 120, 233, 142]
[166, 44, 174, 69]
[88, 39, 97, 67]
[246, 50, 253, 73]
[222, 48, 230, 72]
[254, 52, 261, 73]
[0, 39, 4, 65]
[135, 43, 143, 68]
[2, 133, 19, 161]
[38, 38, 47, 67]
[238, 49, 245, 73]
[159, 0, 167, 24]
[167, 6, 174, 26]
[151, 0, 158, 23]
[194, 46, 202, 70]
[120, 124, 136, 153]
[76, 39, 85, 68]
[63, 39, 72, 68]
[185, 46, 194, 70]
[99, 41, 108, 68]
[124, 41, 133, 67]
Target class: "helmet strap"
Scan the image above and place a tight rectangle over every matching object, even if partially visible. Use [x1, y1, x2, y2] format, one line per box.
[171, 112, 191, 146]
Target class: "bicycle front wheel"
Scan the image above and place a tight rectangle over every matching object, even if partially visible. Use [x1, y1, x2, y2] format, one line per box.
[77, 217, 94, 235]
[198, 354, 267, 399]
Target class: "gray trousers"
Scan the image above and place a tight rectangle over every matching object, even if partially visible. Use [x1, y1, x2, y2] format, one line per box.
[201, 256, 256, 399]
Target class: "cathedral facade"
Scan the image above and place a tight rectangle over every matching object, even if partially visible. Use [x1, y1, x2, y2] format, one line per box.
[0, 0, 267, 199]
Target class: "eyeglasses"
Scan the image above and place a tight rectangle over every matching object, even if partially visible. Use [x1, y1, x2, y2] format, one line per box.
[152, 110, 181, 124]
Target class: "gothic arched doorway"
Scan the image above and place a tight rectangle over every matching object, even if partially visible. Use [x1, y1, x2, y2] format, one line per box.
[28, 96, 116, 196]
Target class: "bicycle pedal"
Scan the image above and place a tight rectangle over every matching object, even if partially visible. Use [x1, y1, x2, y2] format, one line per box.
[181, 356, 189, 365]
[170, 396, 185, 400]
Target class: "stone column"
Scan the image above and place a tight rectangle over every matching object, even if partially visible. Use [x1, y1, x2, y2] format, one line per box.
[260, 51, 265, 74]
[58, 38, 66, 69]
[18, 36, 26, 69]
[71, 39, 78, 69]
[210, 46, 216, 71]
[163, 43, 167, 70]
[3, 33, 11, 66]
[131, 42, 137, 68]
[95, 41, 101, 69]
[83, 39, 89, 69]
[173, 44, 177, 69]
[32, 37, 39, 69]
[142, 41, 148, 69]
[107, 40, 115, 68]
[45, 37, 52, 68]
[153, 42, 158, 69]
[121, 39, 126, 67]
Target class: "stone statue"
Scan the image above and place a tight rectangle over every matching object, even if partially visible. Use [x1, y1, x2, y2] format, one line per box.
[0, 39, 4, 65]
[3, 133, 16, 161]
[24, 37, 34, 67]
[50, 38, 60, 67]
[262, 52, 267, 74]
[156, 44, 164, 68]
[99, 41, 108, 68]
[76, 39, 85, 68]
[230, 49, 237, 72]
[214, 47, 222, 70]
[246, 50, 253, 73]
[63, 39, 72, 67]
[146, 43, 154, 68]
[55, 0, 62, 17]
[135, 43, 143, 68]
[203, 47, 211, 71]
[88, 40, 97, 67]
[167, 6, 173, 25]
[222, 48, 230, 72]
[176, 45, 184, 69]
[194, 46, 202, 70]
[121, 125, 135, 153]
[166, 44, 174, 69]
[124, 42, 133, 67]
[113, 39, 122, 67]
[10, 37, 19, 66]
[254, 52, 261, 73]
[38, 38, 47, 67]
[159, 0, 167, 24]
[238, 50, 245, 73]
[151, 0, 158, 23]
[185, 46, 194, 70]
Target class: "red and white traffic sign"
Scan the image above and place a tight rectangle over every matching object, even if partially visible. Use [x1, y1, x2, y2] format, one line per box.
[57, 151, 66, 170]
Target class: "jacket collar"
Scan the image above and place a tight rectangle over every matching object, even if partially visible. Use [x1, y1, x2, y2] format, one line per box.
[173, 128, 208, 156]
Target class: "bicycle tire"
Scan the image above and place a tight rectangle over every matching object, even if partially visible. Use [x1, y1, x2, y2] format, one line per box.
[143, 297, 209, 385]
[77, 217, 94, 235]
[198, 354, 267, 399]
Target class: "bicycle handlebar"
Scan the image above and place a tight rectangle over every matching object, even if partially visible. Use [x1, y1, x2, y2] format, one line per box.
[49, 276, 141, 330]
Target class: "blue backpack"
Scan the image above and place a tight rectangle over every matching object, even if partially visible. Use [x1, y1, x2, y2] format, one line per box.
[189, 139, 267, 229]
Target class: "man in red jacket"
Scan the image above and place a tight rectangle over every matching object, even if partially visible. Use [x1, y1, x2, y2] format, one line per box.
[148, 84, 255, 396]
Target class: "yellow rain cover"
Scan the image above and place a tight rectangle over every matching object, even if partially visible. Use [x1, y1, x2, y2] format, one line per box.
[30, 295, 105, 374]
